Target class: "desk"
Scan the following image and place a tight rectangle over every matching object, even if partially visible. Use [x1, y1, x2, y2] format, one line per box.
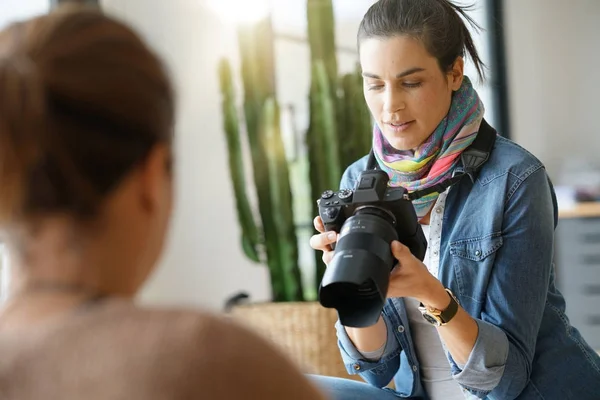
[558, 202, 600, 219]
[555, 202, 600, 350]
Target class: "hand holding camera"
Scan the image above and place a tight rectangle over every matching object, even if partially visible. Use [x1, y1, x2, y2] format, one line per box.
[309, 216, 338, 265]
[310, 169, 428, 328]
[310, 216, 437, 302]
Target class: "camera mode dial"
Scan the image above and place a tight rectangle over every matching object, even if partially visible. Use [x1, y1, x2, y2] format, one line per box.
[338, 189, 353, 200]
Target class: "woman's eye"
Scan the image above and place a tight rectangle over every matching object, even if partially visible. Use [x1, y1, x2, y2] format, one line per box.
[367, 84, 384, 91]
[403, 82, 422, 88]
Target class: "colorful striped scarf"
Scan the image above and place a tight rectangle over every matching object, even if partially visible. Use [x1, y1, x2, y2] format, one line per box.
[373, 76, 484, 219]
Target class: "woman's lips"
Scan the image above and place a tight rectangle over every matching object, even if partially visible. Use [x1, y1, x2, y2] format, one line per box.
[386, 120, 414, 133]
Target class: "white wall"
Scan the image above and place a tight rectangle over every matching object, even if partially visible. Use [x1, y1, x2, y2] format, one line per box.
[101, 0, 271, 311]
[504, 0, 600, 180]
[0, 0, 49, 30]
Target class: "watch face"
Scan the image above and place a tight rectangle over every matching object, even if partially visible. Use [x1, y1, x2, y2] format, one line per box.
[422, 313, 441, 326]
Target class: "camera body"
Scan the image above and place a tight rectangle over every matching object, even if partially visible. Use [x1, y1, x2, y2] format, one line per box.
[317, 169, 426, 327]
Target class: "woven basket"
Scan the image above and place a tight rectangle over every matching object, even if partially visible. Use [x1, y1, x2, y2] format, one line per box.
[229, 301, 359, 380]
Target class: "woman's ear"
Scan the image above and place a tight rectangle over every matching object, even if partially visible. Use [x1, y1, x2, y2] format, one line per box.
[137, 144, 172, 214]
[448, 57, 465, 91]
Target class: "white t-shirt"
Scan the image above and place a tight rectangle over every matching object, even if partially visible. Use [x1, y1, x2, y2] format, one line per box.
[407, 190, 466, 399]
[359, 190, 466, 399]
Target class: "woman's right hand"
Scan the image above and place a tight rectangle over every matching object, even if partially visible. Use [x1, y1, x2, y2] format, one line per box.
[309, 216, 338, 265]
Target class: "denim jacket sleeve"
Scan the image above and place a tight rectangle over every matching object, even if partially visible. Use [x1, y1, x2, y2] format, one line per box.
[335, 313, 402, 387]
[449, 165, 558, 399]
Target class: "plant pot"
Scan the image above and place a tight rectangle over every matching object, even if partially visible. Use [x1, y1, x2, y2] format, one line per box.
[229, 301, 358, 380]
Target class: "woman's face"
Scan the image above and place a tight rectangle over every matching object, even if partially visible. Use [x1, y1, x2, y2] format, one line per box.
[359, 35, 464, 151]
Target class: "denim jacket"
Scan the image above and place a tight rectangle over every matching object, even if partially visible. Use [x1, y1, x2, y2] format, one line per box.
[335, 134, 600, 399]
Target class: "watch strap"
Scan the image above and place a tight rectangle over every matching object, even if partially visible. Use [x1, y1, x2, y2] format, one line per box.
[439, 289, 459, 323]
[419, 288, 459, 326]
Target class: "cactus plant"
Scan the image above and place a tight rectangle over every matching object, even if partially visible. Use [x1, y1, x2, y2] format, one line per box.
[260, 97, 303, 301]
[307, 0, 338, 92]
[306, 61, 341, 288]
[218, 1, 372, 301]
[218, 18, 303, 302]
[306, 0, 373, 288]
[218, 59, 261, 263]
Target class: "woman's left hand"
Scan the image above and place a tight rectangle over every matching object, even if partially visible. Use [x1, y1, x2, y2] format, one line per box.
[387, 240, 447, 306]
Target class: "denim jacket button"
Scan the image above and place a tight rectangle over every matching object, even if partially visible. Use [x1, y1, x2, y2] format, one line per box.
[475, 250, 481, 256]
[412, 365, 418, 372]
[435, 207, 442, 214]
[397, 325, 405, 333]
[353, 363, 361, 371]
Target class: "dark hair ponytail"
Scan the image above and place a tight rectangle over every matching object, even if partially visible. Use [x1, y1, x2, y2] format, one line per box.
[358, 0, 486, 81]
[445, 0, 486, 81]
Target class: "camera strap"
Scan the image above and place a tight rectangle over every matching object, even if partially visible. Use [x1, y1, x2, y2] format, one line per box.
[366, 119, 497, 201]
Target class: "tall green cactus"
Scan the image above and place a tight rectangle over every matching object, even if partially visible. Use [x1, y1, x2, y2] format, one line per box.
[218, 59, 261, 263]
[307, 61, 341, 288]
[260, 97, 303, 302]
[306, 0, 339, 288]
[218, 18, 303, 302]
[307, 0, 338, 91]
[218, 2, 372, 301]
[307, 0, 372, 289]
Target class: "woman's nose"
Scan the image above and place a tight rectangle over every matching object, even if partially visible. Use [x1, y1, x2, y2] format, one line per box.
[383, 88, 406, 113]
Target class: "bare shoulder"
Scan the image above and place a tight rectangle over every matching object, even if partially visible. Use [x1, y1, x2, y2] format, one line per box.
[87, 298, 267, 352]
[88, 299, 326, 399]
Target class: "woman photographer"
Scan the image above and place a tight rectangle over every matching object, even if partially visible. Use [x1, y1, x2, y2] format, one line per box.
[0, 5, 326, 399]
[309, 0, 600, 399]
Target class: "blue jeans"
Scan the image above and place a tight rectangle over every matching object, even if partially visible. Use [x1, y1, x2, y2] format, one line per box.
[308, 375, 411, 400]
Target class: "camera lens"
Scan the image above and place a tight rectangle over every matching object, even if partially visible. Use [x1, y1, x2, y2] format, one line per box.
[318, 206, 399, 328]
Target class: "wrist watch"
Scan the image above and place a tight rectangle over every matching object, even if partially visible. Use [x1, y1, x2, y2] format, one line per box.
[418, 288, 459, 327]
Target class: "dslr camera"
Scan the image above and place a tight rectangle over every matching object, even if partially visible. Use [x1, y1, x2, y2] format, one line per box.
[317, 169, 427, 328]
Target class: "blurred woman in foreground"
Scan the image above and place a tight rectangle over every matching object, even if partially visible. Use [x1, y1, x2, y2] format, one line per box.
[0, 5, 325, 400]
